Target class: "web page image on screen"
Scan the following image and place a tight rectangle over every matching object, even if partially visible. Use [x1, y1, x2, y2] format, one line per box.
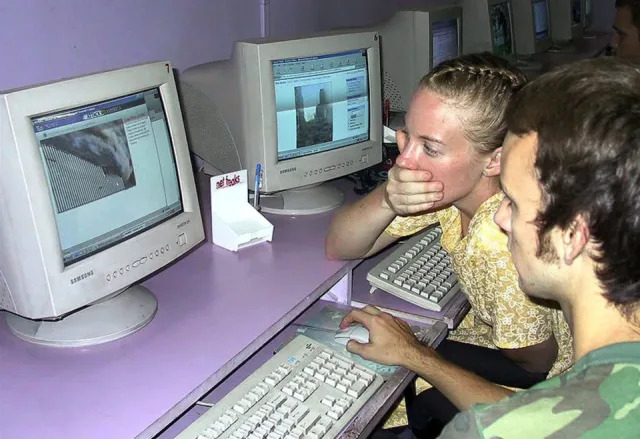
[432, 19, 459, 69]
[533, 0, 550, 40]
[32, 89, 182, 266]
[273, 50, 370, 161]
[490, 3, 514, 57]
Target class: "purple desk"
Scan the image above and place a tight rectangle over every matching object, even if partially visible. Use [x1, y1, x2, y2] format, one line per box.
[0, 205, 358, 439]
[0, 178, 448, 439]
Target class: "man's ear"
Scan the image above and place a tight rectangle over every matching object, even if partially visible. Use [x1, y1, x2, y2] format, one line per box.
[483, 148, 502, 178]
[562, 215, 590, 265]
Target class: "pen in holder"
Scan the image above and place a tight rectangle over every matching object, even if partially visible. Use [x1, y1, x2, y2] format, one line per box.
[253, 163, 261, 211]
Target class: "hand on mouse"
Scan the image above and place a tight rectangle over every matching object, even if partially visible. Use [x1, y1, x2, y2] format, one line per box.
[339, 305, 424, 367]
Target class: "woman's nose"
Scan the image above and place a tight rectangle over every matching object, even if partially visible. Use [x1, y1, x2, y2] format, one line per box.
[395, 141, 422, 170]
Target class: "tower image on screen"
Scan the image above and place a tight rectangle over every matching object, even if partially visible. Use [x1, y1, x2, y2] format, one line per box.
[294, 82, 334, 148]
[491, 3, 513, 57]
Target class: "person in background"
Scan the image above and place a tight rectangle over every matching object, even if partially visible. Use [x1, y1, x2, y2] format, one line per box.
[612, 0, 640, 57]
[325, 53, 572, 438]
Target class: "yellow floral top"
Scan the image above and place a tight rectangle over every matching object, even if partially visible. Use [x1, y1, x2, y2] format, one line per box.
[385, 193, 573, 377]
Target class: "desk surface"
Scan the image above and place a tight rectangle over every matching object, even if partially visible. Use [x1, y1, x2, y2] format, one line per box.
[0, 199, 357, 439]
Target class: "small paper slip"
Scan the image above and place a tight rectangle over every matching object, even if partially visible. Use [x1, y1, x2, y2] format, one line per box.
[210, 169, 274, 252]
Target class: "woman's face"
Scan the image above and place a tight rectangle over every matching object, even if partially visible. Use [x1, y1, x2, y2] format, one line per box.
[396, 88, 489, 209]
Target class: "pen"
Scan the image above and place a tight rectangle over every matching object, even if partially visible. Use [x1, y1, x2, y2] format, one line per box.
[254, 163, 261, 209]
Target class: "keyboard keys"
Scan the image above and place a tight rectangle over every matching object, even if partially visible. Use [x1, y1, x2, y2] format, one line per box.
[176, 336, 383, 439]
[366, 226, 461, 311]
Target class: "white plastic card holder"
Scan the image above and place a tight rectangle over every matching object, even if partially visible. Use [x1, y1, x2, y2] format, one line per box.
[210, 170, 274, 251]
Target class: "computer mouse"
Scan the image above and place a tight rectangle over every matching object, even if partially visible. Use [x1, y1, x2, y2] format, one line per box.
[334, 324, 370, 346]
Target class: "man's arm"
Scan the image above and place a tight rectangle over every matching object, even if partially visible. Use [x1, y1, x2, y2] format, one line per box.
[342, 306, 514, 411]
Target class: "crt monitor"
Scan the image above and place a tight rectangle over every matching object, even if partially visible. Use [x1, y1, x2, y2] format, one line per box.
[549, 0, 584, 43]
[0, 62, 205, 347]
[461, 0, 516, 59]
[357, 6, 462, 112]
[512, 0, 553, 55]
[179, 31, 383, 216]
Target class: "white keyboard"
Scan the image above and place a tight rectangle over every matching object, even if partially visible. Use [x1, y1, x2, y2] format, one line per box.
[366, 226, 461, 311]
[176, 335, 384, 439]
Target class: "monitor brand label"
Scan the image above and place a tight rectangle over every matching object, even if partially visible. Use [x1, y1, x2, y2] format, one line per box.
[280, 167, 296, 174]
[70, 270, 94, 285]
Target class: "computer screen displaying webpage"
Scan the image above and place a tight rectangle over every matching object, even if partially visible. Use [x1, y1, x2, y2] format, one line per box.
[491, 2, 514, 57]
[32, 89, 182, 266]
[533, 0, 550, 40]
[432, 19, 459, 68]
[273, 49, 370, 161]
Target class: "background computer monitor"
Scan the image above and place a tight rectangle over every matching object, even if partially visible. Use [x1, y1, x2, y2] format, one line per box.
[0, 62, 205, 347]
[512, 0, 553, 55]
[549, 0, 584, 43]
[360, 6, 463, 112]
[179, 32, 383, 216]
[584, 0, 593, 29]
[461, 0, 516, 59]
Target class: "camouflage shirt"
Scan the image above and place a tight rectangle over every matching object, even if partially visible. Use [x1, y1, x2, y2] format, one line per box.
[439, 342, 640, 438]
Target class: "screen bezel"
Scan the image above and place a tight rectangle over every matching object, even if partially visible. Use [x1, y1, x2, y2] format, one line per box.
[242, 32, 382, 192]
[4, 63, 200, 293]
[31, 87, 185, 266]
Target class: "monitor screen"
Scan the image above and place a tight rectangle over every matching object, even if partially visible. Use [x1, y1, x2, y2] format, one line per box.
[432, 18, 459, 68]
[32, 89, 182, 266]
[532, 0, 550, 40]
[572, 0, 582, 25]
[273, 49, 370, 162]
[490, 2, 514, 57]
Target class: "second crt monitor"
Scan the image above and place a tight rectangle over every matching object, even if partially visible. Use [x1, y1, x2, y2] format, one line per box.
[549, 0, 584, 43]
[180, 32, 382, 216]
[368, 6, 463, 112]
[512, 0, 553, 55]
[461, 0, 516, 58]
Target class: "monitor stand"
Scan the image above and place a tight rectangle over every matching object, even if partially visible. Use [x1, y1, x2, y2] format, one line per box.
[548, 41, 579, 54]
[258, 183, 345, 216]
[513, 56, 543, 71]
[5, 285, 157, 347]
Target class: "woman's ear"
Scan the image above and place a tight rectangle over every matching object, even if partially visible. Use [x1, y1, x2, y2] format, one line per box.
[483, 148, 502, 178]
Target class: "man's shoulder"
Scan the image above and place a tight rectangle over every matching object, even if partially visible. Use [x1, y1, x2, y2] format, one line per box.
[441, 357, 640, 438]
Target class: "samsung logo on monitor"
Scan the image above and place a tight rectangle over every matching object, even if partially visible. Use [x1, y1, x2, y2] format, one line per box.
[70, 270, 94, 285]
[280, 167, 296, 174]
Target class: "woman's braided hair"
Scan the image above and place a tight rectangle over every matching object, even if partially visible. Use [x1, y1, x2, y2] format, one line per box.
[418, 52, 527, 155]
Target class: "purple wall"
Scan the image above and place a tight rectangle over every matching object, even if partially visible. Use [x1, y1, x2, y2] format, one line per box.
[0, 0, 260, 91]
[0, 0, 616, 92]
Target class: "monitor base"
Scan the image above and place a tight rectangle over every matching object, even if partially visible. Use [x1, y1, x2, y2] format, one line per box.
[513, 56, 543, 71]
[548, 42, 579, 54]
[5, 285, 157, 347]
[258, 183, 345, 216]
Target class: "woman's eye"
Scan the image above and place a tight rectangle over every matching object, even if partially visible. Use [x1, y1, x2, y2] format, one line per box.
[422, 144, 439, 156]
